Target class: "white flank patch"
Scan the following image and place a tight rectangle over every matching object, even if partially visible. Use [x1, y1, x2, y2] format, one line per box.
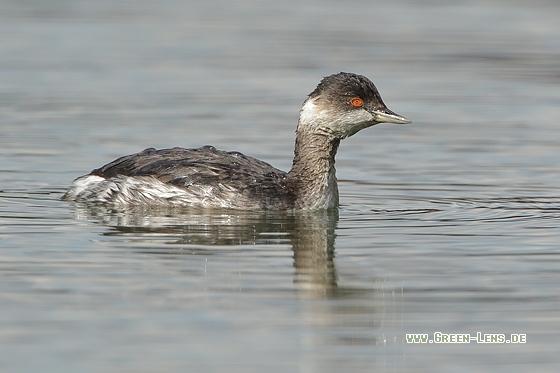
[63, 175, 105, 201]
[63, 175, 245, 209]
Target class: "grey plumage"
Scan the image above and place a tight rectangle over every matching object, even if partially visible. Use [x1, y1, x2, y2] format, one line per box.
[63, 72, 410, 210]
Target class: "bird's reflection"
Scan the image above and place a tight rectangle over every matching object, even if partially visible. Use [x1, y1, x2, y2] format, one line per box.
[71, 204, 405, 350]
[72, 205, 339, 296]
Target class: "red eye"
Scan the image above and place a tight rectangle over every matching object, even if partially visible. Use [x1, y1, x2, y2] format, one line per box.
[350, 97, 364, 107]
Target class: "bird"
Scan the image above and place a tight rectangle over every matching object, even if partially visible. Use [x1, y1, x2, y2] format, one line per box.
[63, 72, 410, 210]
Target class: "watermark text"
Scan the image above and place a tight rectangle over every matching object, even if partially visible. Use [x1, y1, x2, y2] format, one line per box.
[406, 332, 526, 344]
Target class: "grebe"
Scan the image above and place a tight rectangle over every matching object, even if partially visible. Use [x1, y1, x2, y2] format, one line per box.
[63, 72, 410, 210]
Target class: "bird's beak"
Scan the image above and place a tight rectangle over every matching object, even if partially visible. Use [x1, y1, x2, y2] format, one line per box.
[372, 108, 411, 124]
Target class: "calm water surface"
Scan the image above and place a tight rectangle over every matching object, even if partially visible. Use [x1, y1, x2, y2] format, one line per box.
[1, 0, 560, 372]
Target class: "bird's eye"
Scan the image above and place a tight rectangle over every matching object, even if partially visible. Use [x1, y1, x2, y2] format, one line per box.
[350, 97, 364, 107]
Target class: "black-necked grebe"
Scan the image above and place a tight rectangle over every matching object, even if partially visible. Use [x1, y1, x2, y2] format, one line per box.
[63, 72, 411, 210]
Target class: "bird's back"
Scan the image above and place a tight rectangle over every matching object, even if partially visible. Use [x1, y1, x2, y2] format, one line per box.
[63, 146, 296, 210]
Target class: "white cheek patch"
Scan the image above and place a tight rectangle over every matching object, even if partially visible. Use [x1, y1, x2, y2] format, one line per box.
[299, 99, 325, 128]
[342, 110, 377, 138]
[298, 99, 376, 139]
[325, 110, 376, 139]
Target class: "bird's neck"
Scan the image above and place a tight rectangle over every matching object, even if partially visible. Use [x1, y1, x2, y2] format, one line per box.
[288, 127, 340, 209]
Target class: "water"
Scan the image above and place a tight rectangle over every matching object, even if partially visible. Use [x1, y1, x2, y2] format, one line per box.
[1, 0, 560, 372]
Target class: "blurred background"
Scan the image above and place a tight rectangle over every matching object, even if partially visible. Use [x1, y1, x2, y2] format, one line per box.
[1, 1, 559, 372]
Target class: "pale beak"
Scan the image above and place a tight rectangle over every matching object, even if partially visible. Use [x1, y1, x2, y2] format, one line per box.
[372, 108, 411, 124]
